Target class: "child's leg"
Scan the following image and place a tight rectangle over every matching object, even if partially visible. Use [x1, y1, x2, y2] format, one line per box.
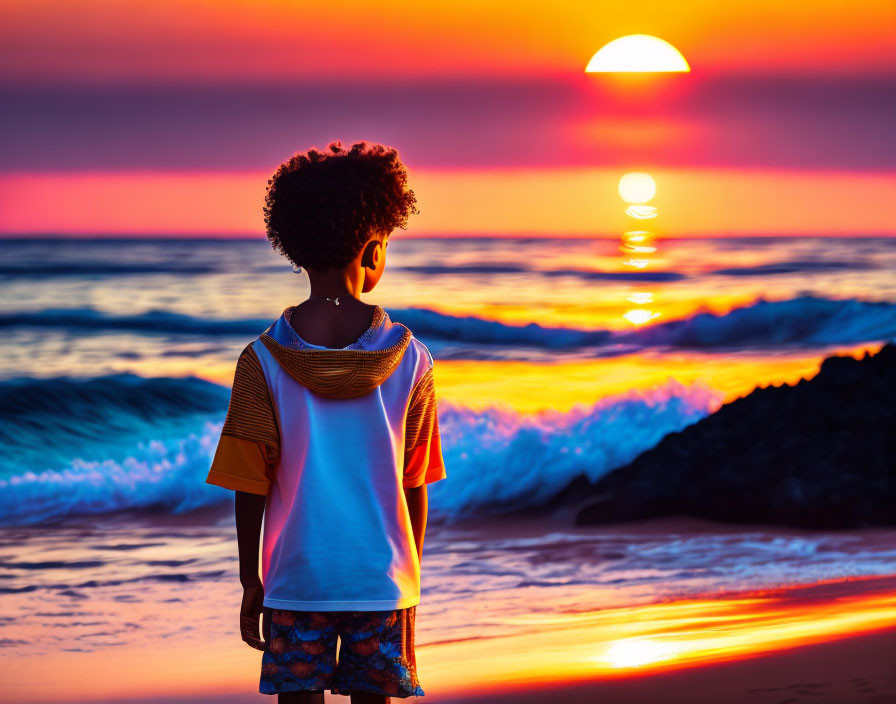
[278, 692, 325, 704]
[349, 692, 390, 704]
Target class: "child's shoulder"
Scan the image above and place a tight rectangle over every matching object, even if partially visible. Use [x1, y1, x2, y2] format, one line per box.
[405, 331, 434, 369]
[379, 309, 432, 370]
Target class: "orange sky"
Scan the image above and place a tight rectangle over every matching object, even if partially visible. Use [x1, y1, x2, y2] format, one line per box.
[0, 1, 894, 236]
[2, 0, 895, 81]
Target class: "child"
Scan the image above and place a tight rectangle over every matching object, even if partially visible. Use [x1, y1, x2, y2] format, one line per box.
[205, 141, 447, 703]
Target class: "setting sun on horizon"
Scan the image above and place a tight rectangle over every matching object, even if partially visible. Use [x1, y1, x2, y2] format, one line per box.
[0, 2, 894, 238]
[585, 34, 691, 73]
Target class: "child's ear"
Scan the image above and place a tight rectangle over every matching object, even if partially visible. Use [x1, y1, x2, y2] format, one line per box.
[362, 238, 379, 270]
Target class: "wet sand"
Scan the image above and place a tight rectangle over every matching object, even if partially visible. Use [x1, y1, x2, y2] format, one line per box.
[57, 626, 896, 704]
[435, 627, 896, 704]
[5, 508, 895, 704]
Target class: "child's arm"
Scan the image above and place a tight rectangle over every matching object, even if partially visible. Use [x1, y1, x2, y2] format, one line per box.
[403, 356, 446, 564]
[236, 490, 266, 586]
[236, 489, 267, 651]
[204, 343, 280, 649]
[404, 484, 427, 562]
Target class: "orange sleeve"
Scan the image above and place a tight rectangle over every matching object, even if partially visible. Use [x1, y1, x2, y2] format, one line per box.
[206, 434, 272, 495]
[205, 343, 280, 496]
[403, 365, 447, 489]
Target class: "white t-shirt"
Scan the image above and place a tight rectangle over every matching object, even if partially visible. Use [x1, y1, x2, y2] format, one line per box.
[206, 304, 446, 610]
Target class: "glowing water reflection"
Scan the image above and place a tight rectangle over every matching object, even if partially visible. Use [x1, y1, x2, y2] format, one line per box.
[623, 309, 661, 325]
[618, 174, 660, 324]
[421, 579, 896, 697]
[625, 204, 658, 219]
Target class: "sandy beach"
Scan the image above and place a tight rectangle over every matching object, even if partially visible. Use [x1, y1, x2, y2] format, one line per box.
[52, 608, 896, 704]
[4, 506, 895, 704]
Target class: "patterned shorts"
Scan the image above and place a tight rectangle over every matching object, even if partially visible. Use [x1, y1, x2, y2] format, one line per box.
[259, 605, 425, 698]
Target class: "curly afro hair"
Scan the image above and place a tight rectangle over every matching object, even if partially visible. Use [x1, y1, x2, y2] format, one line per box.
[263, 140, 419, 272]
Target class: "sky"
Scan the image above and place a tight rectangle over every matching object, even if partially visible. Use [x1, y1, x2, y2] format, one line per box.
[1, 0, 894, 237]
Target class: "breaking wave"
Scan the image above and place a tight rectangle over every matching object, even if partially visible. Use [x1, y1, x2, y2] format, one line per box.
[0, 373, 721, 526]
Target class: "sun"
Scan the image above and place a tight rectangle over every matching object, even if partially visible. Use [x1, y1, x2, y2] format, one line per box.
[586, 35, 690, 73]
[618, 172, 656, 204]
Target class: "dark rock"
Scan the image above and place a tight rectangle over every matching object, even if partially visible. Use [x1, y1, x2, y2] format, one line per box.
[566, 342, 896, 529]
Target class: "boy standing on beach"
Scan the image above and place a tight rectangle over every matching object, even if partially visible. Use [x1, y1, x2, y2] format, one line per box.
[205, 141, 446, 702]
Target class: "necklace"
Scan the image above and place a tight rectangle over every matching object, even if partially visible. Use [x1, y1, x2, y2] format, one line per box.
[307, 296, 342, 306]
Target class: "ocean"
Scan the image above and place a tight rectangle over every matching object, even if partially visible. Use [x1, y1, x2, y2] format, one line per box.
[2, 235, 895, 525]
[1, 235, 895, 701]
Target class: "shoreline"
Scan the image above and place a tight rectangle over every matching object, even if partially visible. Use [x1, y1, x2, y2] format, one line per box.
[25, 498, 896, 537]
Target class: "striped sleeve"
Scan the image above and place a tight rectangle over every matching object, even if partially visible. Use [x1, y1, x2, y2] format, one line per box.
[403, 362, 447, 489]
[205, 343, 280, 495]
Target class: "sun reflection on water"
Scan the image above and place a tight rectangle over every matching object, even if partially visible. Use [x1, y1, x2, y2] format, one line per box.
[618, 176, 661, 325]
[625, 204, 658, 219]
[602, 636, 682, 669]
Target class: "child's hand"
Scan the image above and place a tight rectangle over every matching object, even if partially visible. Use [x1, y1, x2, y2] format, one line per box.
[240, 581, 268, 650]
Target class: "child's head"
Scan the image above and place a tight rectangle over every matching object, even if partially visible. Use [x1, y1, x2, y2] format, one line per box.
[263, 140, 418, 284]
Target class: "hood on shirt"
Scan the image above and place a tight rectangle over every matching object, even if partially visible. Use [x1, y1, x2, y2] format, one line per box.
[257, 305, 413, 399]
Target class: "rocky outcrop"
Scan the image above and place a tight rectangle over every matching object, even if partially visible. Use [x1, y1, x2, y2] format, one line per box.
[570, 342, 896, 529]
